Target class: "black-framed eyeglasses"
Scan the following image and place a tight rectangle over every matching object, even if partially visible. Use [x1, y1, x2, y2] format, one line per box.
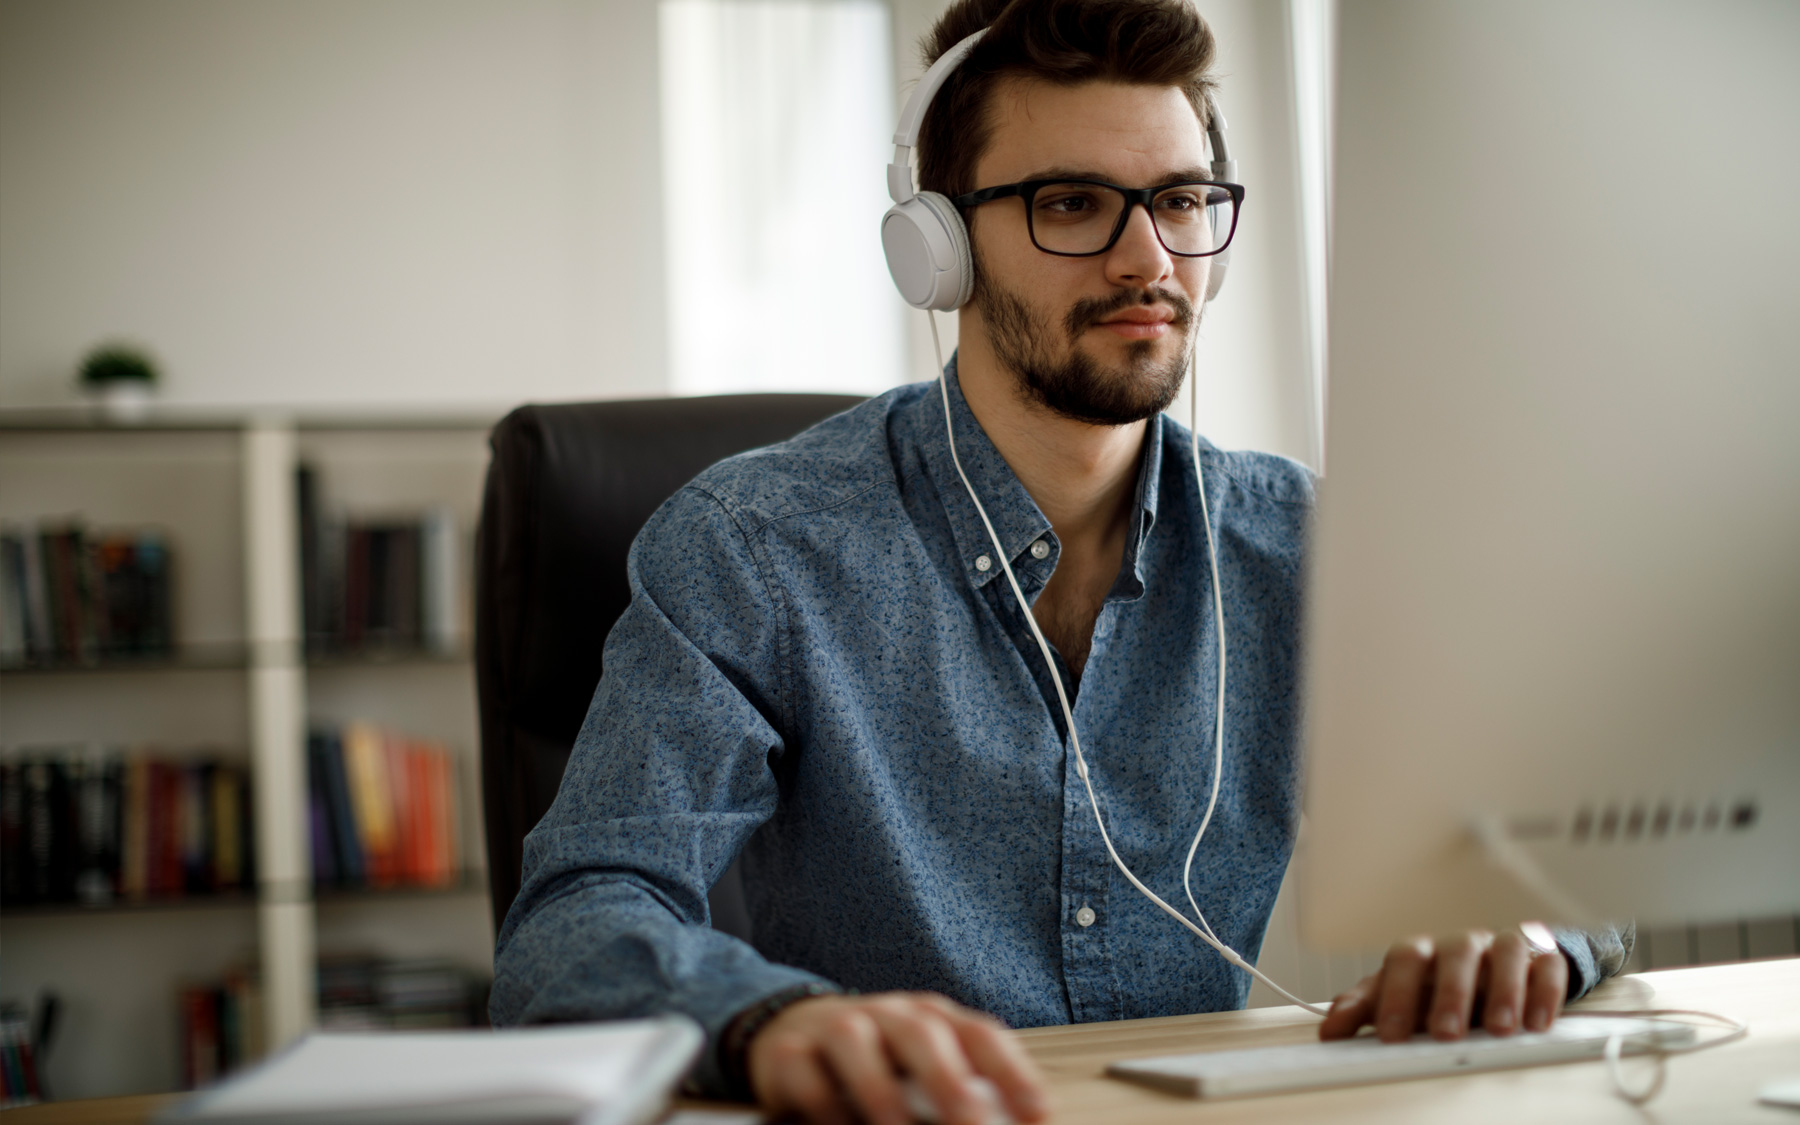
[950, 178, 1245, 258]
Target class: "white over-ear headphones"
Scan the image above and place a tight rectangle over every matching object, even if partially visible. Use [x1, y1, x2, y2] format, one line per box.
[879, 27, 1240, 312]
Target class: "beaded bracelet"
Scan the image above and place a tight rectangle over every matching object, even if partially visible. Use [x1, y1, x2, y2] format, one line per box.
[719, 981, 842, 1099]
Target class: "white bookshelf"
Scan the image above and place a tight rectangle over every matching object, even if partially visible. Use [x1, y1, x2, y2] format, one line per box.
[0, 410, 496, 1099]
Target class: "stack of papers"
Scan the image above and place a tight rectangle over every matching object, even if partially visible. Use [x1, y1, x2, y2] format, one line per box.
[157, 1017, 703, 1125]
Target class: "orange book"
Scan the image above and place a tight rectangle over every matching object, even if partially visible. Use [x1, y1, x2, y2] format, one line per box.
[419, 744, 450, 886]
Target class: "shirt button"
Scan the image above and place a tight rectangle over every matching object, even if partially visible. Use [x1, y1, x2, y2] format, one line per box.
[1030, 539, 1050, 560]
[1075, 905, 1096, 928]
[975, 555, 992, 572]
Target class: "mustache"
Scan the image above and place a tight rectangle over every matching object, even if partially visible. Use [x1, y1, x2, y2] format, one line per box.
[1062, 287, 1196, 339]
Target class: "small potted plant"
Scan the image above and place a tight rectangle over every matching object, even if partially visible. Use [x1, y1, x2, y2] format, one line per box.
[79, 344, 160, 423]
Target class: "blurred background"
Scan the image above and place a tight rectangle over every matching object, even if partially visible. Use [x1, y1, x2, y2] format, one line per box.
[2, 0, 1784, 1106]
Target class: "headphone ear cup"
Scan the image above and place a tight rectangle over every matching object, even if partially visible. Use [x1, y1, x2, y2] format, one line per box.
[881, 191, 974, 311]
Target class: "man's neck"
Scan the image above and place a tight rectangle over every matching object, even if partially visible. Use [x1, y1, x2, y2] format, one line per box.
[954, 326, 1146, 549]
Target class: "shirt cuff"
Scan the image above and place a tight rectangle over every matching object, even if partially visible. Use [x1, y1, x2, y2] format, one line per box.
[1552, 922, 1634, 1002]
[681, 969, 843, 1099]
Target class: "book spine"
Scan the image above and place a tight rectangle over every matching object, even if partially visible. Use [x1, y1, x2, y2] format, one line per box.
[120, 755, 149, 899]
[421, 507, 459, 654]
[76, 532, 106, 659]
[179, 985, 220, 1089]
[20, 523, 54, 663]
[72, 747, 115, 905]
[136, 532, 172, 656]
[393, 524, 421, 650]
[343, 722, 397, 887]
[211, 764, 243, 892]
[319, 730, 364, 886]
[343, 526, 369, 650]
[0, 530, 26, 665]
[181, 763, 210, 895]
[153, 761, 183, 896]
[306, 736, 337, 888]
[0, 763, 22, 904]
[385, 731, 416, 885]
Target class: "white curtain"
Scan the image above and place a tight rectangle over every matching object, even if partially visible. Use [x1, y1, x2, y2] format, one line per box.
[660, 0, 905, 395]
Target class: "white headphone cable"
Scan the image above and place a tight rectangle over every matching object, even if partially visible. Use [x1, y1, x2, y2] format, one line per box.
[928, 311, 1327, 1015]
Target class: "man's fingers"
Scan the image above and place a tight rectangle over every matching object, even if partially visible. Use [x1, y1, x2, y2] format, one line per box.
[947, 1010, 1051, 1122]
[1373, 936, 1434, 1042]
[755, 1030, 851, 1125]
[1482, 932, 1534, 1036]
[816, 1009, 909, 1125]
[1319, 975, 1379, 1040]
[866, 1000, 983, 1125]
[1426, 931, 1492, 1040]
[1525, 947, 1569, 1032]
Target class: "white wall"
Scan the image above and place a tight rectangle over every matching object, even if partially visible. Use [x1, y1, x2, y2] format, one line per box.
[0, 0, 666, 412]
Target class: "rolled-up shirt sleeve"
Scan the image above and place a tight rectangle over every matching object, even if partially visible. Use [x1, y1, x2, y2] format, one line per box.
[1555, 921, 1637, 1001]
[489, 485, 832, 1094]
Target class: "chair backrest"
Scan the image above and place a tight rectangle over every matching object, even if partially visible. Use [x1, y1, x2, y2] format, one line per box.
[475, 394, 864, 936]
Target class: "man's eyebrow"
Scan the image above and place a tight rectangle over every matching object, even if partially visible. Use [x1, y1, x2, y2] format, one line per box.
[1023, 165, 1217, 186]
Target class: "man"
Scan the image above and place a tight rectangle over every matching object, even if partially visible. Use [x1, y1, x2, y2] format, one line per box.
[491, 2, 1631, 1123]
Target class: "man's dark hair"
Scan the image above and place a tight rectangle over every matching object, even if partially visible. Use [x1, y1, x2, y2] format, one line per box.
[917, 0, 1218, 201]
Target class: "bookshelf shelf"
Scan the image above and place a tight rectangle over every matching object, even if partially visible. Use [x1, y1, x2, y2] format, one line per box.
[4, 873, 490, 919]
[1, 891, 259, 918]
[0, 646, 475, 677]
[1, 415, 495, 1098]
[0, 645, 252, 676]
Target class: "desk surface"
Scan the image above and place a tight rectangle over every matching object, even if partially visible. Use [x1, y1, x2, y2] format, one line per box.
[12, 958, 1796, 1125]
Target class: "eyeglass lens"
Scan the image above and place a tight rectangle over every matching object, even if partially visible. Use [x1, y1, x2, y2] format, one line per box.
[1029, 183, 1235, 256]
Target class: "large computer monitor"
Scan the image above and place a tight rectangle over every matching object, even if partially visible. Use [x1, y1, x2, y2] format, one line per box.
[1299, 1, 1800, 949]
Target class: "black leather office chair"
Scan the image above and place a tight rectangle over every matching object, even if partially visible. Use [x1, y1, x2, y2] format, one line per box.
[475, 394, 864, 941]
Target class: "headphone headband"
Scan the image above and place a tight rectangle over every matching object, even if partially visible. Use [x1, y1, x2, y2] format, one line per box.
[888, 29, 989, 204]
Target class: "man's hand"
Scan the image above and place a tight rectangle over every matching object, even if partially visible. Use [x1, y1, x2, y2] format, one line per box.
[1319, 925, 1568, 1043]
[746, 991, 1050, 1125]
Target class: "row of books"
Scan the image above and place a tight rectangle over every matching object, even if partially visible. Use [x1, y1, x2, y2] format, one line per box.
[308, 724, 463, 890]
[318, 956, 488, 1031]
[0, 523, 174, 667]
[297, 467, 461, 656]
[180, 958, 487, 1089]
[0, 1006, 43, 1109]
[179, 967, 264, 1090]
[0, 749, 252, 906]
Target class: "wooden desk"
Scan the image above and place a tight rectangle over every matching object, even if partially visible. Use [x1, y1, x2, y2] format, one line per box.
[12, 958, 1796, 1125]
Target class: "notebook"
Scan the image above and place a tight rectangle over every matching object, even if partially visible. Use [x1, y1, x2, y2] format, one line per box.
[157, 1017, 703, 1125]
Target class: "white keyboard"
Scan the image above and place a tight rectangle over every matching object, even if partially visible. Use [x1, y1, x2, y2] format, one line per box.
[1107, 1016, 1695, 1100]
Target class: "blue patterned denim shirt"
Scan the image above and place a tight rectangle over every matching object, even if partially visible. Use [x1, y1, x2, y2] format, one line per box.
[490, 361, 1630, 1094]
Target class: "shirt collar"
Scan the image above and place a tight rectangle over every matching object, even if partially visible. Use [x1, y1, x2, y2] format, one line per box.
[916, 355, 1165, 596]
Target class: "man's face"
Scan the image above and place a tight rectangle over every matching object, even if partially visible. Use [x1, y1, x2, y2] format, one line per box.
[965, 79, 1212, 426]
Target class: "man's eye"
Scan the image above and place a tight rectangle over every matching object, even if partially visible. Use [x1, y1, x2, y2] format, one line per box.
[1039, 193, 1101, 216]
[1157, 193, 1202, 213]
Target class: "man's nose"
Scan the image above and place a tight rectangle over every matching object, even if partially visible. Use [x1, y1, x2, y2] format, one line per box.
[1104, 203, 1174, 289]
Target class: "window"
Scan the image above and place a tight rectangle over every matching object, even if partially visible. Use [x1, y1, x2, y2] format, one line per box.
[659, 0, 904, 395]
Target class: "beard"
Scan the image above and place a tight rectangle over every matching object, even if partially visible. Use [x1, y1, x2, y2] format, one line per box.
[970, 252, 1197, 426]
